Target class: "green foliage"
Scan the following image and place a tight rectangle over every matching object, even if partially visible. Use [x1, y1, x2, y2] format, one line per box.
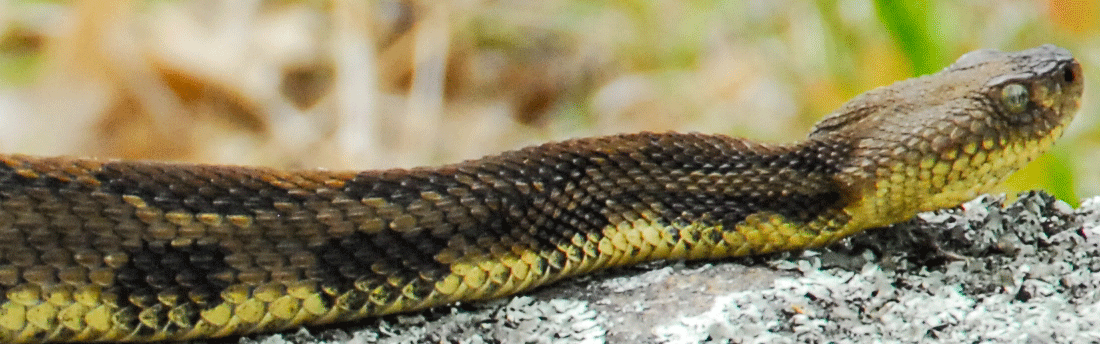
[1043, 148, 1080, 207]
[1007, 147, 1080, 207]
[0, 53, 40, 85]
[0, 25, 42, 86]
[872, 0, 947, 75]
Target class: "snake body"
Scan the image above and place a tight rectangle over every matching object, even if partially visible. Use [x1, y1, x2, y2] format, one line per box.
[0, 45, 1083, 342]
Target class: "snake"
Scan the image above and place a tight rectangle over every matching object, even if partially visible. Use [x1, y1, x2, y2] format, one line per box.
[0, 44, 1083, 343]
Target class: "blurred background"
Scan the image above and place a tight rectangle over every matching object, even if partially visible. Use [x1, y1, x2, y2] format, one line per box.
[0, 0, 1097, 204]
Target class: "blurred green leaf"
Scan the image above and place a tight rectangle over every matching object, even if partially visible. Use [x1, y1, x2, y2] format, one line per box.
[0, 24, 44, 85]
[1038, 148, 1079, 207]
[873, 0, 946, 75]
[0, 54, 41, 85]
[1007, 147, 1079, 207]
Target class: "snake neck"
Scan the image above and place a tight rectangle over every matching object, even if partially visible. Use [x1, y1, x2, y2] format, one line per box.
[429, 132, 862, 268]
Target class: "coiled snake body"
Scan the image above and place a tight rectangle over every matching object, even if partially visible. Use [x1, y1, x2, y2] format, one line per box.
[0, 45, 1083, 342]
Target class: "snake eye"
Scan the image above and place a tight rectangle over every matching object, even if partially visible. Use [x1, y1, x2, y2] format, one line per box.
[1001, 83, 1029, 113]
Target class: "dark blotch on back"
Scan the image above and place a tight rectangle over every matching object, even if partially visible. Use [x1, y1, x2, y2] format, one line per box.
[604, 134, 847, 230]
[111, 242, 232, 332]
[93, 162, 292, 216]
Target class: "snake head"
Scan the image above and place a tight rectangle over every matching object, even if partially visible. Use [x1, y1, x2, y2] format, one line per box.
[809, 44, 1083, 223]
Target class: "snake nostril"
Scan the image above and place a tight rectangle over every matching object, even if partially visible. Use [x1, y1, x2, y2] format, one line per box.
[1063, 64, 1077, 83]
